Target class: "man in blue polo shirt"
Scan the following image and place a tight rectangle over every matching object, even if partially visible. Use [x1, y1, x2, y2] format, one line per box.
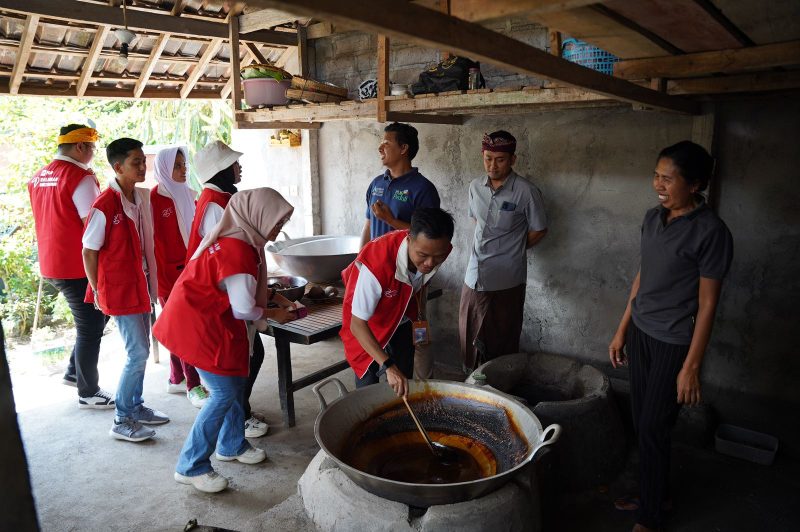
[359, 122, 441, 378]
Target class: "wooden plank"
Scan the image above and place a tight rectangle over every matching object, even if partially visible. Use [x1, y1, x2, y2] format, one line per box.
[0, 79, 222, 99]
[291, 76, 348, 97]
[666, 70, 800, 95]
[377, 34, 390, 122]
[297, 25, 309, 77]
[229, 16, 243, 111]
[549, 30, 562, 57]
[438, 0, 451, 60]
[180, 38, 223, 99]
[286, 88, 344, 103]
[246, 0, 699, 114]
[614, 41, 800, 80]
[239, 8, 310, 33]
[0, 0, 296, 46]
[170, 0, 185, 16]
[235, 121, 322, 129]
[244, 42, 269, 64]
[77, 24, 110, 97]
[603, 0, 742, 53]
[588, 4, 684, 56]
[133, 32, 170, 98]
[385, 112, 463, 125]
[306, 22, 335, 39]
[448, 0, 597, 22]
[531, 6, 672, 58]
[9, 14, 39, 95]
[692, 0, 755, 47]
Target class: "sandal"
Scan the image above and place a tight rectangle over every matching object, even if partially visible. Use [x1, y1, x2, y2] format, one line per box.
[614, 495, 673, 512]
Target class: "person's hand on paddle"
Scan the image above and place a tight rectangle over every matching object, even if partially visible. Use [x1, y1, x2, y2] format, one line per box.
[677, 366, 701, 405]
[386, 365, 408, 397]
[609, 331, 627, 368]
[371, 200, 395, 225]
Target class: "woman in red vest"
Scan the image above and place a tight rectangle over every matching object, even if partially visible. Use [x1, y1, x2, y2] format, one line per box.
[151, 146, 208, 408]
[154, 187, 296, 493]
[188, 140, 270, 438]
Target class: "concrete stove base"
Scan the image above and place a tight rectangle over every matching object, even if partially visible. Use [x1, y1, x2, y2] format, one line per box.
[253, 450, 542, 532]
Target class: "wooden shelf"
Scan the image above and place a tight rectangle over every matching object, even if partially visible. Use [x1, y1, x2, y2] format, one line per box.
[235, 85, 623, 128]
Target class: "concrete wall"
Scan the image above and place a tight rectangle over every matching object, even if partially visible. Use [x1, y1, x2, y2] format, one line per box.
[312, 29, 800, 451]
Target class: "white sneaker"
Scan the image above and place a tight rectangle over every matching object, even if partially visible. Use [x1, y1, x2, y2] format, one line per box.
[215, 445, 266, 465]
[244, 416, 269, 438]
[78, 388, 115, 409]
[167, 379, 185, 394]
[186, 386, 209, 408]
[174, 470, 228, 493]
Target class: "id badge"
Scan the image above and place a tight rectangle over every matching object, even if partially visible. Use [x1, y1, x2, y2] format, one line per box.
[412, 320, 430, 346]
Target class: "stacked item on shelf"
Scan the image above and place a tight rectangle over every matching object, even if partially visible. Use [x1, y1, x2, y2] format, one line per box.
[240, 63, 293, 107]
[286, 76, 348, 104]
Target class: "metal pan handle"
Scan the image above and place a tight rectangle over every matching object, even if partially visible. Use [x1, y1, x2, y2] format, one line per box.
[528, 423, 562, 461]
[312, 377, 349, 412]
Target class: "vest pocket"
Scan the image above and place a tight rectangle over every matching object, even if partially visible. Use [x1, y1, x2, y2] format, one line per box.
[103, 261, 144, 310]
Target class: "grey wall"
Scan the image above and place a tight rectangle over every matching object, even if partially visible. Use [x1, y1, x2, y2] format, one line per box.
[312, 30, 800, 451]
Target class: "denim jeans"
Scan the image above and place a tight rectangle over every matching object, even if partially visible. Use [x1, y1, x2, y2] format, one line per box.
[46, 277, 108, 397]
[114, 313, 151, 420]
[175, 369, 248, 477]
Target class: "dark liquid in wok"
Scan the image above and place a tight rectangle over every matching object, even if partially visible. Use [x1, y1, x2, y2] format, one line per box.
[365, 438, 484, 484]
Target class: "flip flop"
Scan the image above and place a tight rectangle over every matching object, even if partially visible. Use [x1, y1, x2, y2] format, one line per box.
[614, 495, 673, 512]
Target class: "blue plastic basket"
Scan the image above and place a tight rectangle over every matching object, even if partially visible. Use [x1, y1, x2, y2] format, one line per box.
[561, 38, 619, 75]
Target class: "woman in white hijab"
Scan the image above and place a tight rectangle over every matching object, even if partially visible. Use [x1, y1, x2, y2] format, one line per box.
[150, 146, 208, 408]
[153, 188, 297, 493]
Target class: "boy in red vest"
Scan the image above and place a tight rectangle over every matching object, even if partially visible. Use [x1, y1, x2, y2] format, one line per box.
[28, 124, 113, 408]
[82, 138, 170, 442]
[341, 208, 454, 396]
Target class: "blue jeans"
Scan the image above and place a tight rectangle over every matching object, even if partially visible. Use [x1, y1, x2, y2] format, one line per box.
[175, 369, 248, 477]
[114, 313, 150, 420]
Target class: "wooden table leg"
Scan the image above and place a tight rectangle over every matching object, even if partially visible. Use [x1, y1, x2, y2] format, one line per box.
[275, 336, 295, 427]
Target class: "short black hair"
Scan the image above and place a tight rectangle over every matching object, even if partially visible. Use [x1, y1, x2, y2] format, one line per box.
[410, 207, 455, 241]
[57, 123, 90, 149]
[106, 138, 143, 168]
[384, 122, 419, 161]
[657, 140, 714, 192]
[487, 130, 517, 154]
[207, 165, 239, 195]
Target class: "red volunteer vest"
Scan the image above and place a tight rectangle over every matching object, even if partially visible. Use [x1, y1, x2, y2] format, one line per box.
[83, 188, 151, 316]
[153, 237, 259, 377]
[340, 230, 418, 378]
[150, 186, 189, 299]
[28, 159, 98, 279]
[186, 188, 231, 260]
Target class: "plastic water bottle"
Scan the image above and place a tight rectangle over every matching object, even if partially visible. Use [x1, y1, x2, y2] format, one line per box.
[468, 67, 480, 90]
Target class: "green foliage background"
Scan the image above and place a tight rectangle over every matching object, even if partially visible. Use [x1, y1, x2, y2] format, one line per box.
[0, 95, 232, 337]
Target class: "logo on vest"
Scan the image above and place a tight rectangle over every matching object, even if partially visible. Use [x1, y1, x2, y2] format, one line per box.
[162, 207, 173, 218]
[112, 214, 123, 225]
[32, 169, 58, 188]
[384, 288, 399, 297]
[208, 242, 221, 255]
[392, 189, 410, 202]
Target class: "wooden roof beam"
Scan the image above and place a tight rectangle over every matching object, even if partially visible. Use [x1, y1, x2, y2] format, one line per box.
[239, 8, 311, 33]
[614, 40, 800, 80]
[9, 14, 38, 94]
[76, 24, 110, 97]
[181, 38, 223, 99]
[247, 0, 700, 114]
[134, 32, 171, 98]
[0, 0, 296, 46]
[446, 0, 598, 23]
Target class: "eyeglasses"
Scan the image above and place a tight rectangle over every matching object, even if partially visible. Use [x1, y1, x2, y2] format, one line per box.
[83, 143, 97, 152]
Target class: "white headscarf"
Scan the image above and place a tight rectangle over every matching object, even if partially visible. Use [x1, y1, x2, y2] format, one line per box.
[154, 146, 195, 246]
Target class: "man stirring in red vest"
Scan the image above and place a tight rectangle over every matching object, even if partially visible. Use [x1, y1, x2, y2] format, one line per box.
[28, 124, 114, 409]
[341, 208, 454, 396]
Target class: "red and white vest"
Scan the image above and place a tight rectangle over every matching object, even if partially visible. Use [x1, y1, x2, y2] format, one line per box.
[153, 237, 259, 377]
[83, 186, 156, 316]
[186, 187, 231, 260]
[340, 230, 419, 378]
[151, 185, 189, 299]
[28, 159, 98, 279]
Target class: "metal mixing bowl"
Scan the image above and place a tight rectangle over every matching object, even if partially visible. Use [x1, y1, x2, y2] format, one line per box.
[267, 275, 308, 302]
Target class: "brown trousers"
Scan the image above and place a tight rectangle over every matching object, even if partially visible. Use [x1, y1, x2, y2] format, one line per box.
[458, 283, 526, 371]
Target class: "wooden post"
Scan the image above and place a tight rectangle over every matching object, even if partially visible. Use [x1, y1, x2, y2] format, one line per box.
[549, 30, 562, 57]
[439, 0, 451, 61]
[297, 25, 309, 77]
[229, 15, 243, 112]
[377, 34, 390, 123]
[692, 108, 719, 210]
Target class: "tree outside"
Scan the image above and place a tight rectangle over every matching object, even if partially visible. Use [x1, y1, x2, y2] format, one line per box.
[0, 95, 232, 339]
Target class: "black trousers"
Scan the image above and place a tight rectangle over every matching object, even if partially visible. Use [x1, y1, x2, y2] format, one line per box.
[355, 320, 414, 388]
[244, 332, 265, 419]
[46, 277, 108, 398]
[627, 322, 689, 529]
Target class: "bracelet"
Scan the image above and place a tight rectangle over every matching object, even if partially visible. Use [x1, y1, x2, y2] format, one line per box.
[375, 357, 396, 378]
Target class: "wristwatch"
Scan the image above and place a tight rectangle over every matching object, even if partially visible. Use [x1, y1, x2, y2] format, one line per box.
[375, 357, 396, 377]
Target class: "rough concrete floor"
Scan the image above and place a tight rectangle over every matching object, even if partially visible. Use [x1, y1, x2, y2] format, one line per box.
[9, 327, 800, 531]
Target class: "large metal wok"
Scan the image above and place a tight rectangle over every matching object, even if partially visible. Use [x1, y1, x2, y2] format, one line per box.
[266, 235, 360, 283]
[312, 378, 561, 507]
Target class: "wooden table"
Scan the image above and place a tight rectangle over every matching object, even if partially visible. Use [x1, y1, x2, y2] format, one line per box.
[260, 298, 348, 427]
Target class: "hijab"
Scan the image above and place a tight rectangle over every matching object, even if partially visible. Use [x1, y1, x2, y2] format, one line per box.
[190, 187, 294, 306]
[154, 146, 195, 246]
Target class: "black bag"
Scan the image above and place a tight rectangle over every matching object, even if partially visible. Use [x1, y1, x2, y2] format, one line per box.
[411, 56, 485, 95]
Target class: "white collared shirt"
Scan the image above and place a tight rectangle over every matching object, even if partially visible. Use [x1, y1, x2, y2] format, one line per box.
[54, 154, 100, 219]
[199, 184, 226, 238]
[351, 237, 438, 321]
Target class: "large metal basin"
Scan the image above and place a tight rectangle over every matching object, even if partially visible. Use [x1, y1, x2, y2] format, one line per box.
[312, 378, 561, 507]
[266, 235, 360, 283]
